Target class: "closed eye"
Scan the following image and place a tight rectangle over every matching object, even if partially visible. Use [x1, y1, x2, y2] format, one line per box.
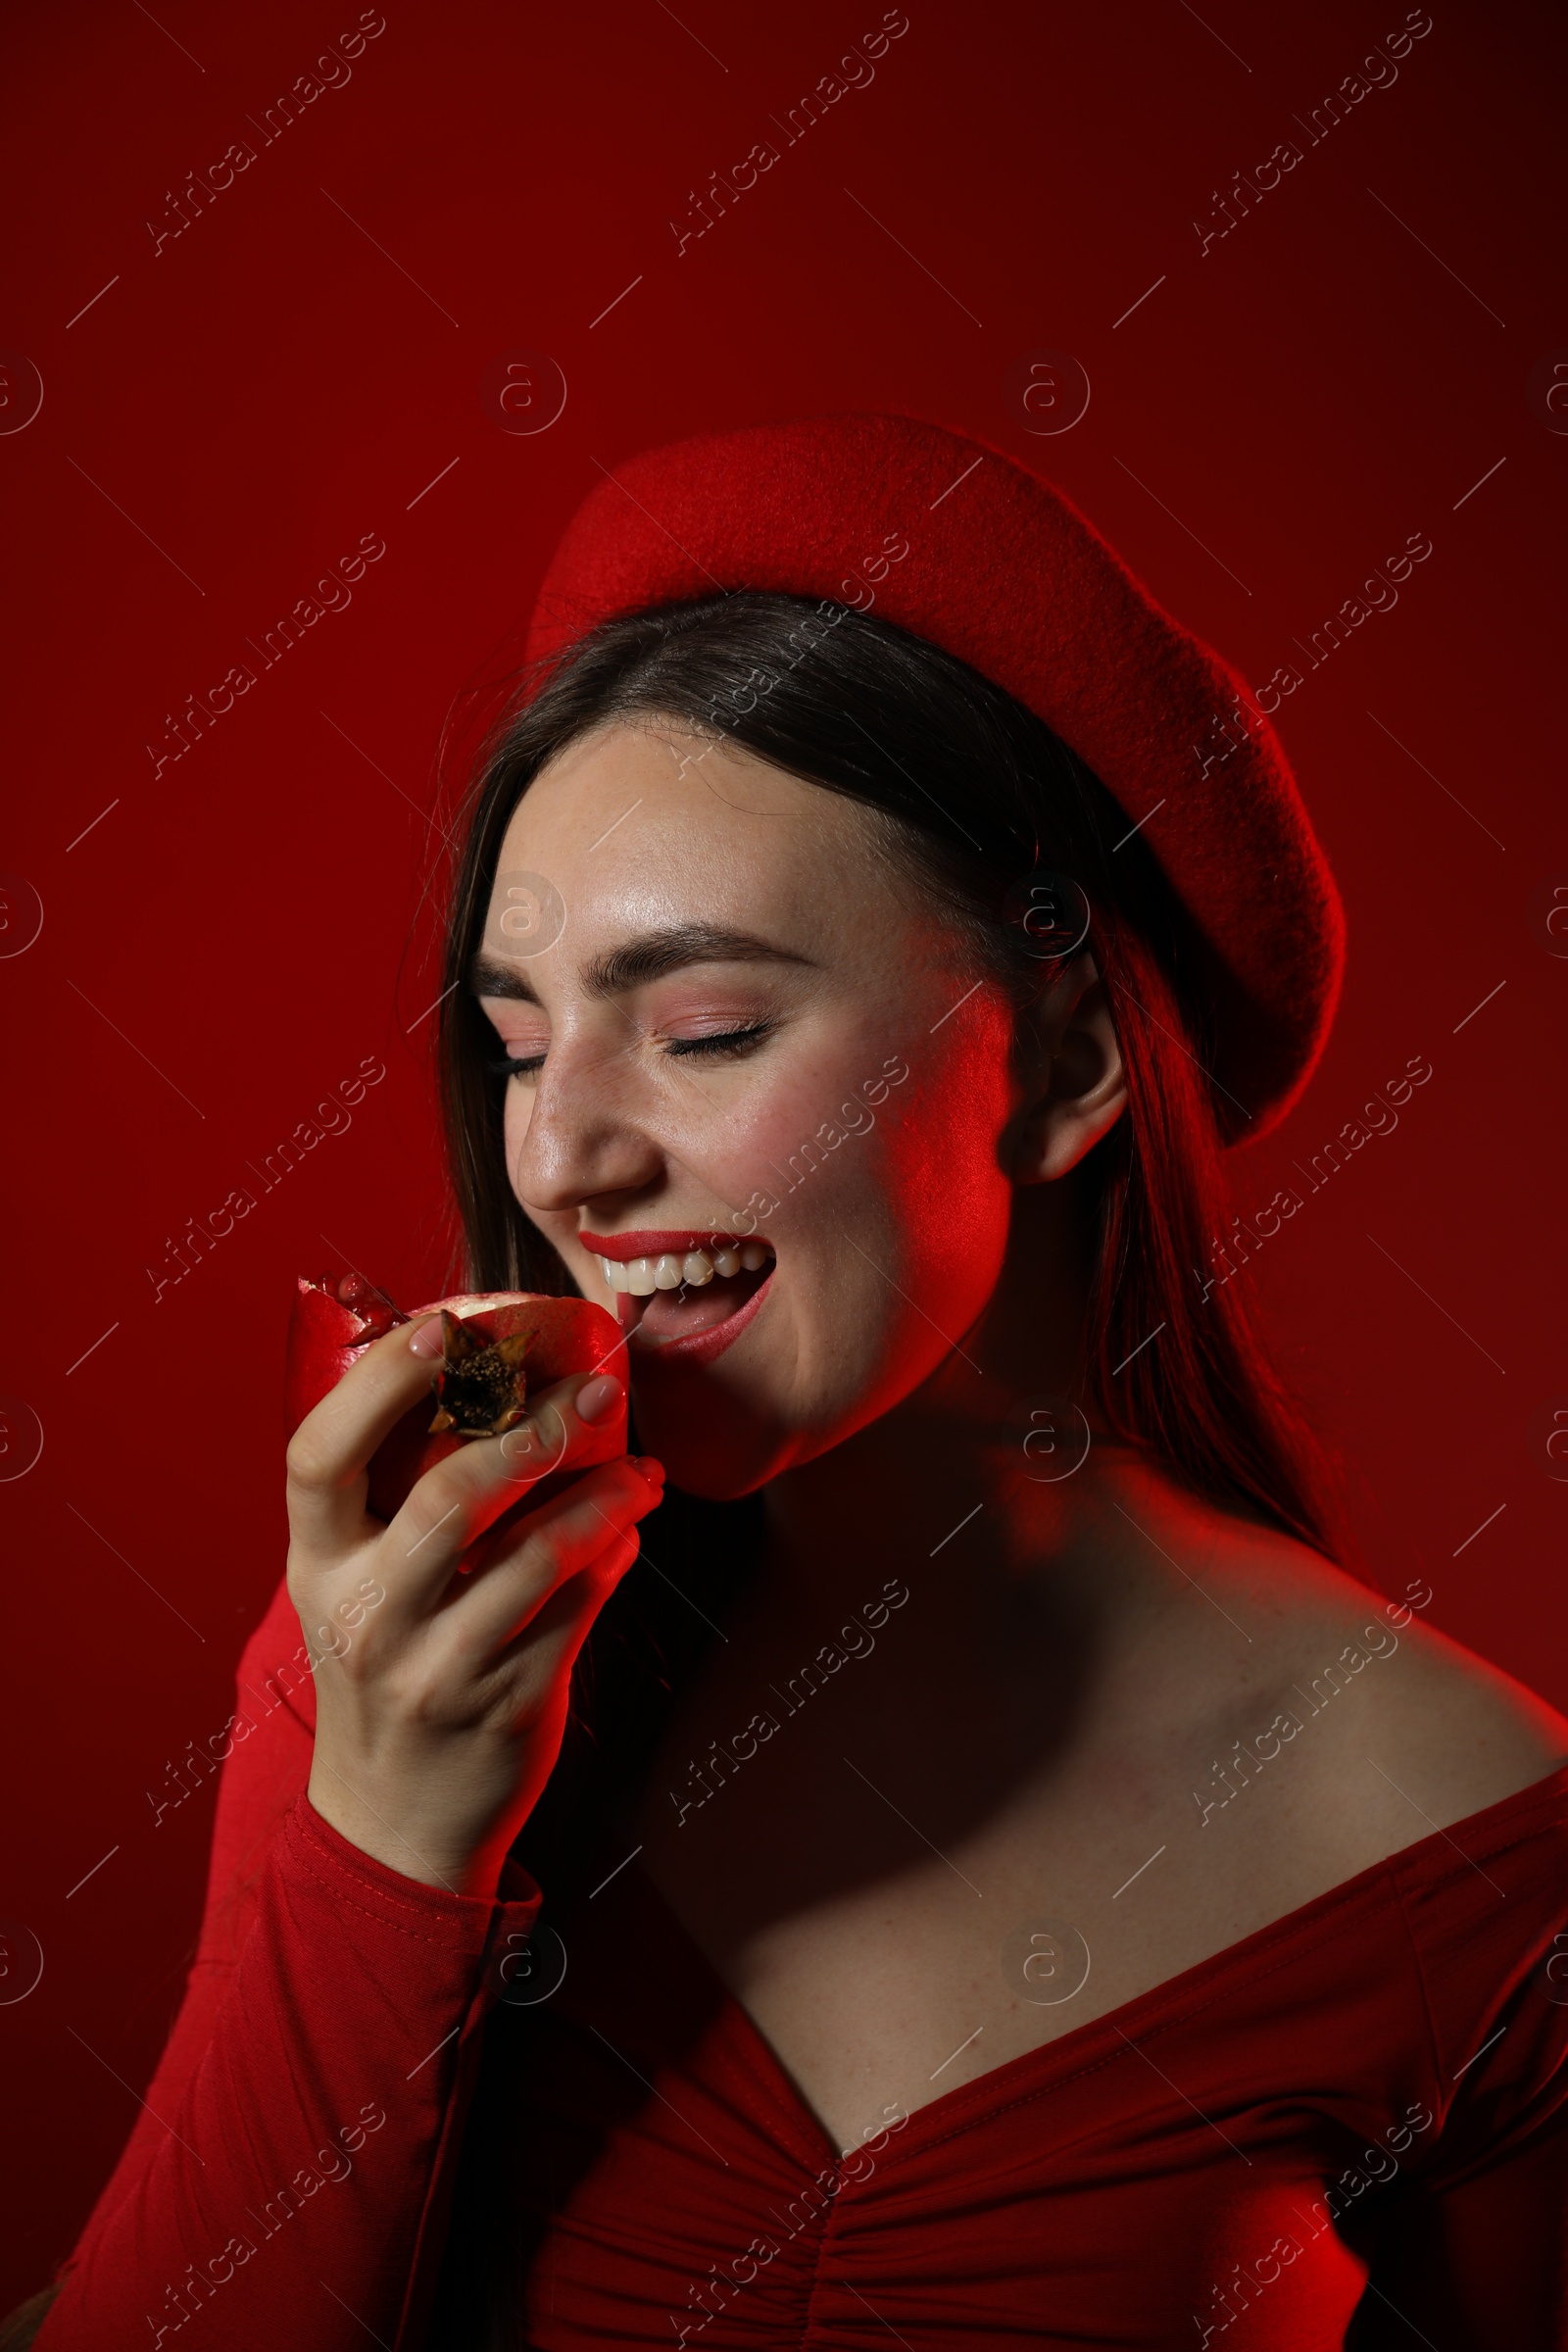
[664, 1018, 775, 1059]
[486, 1018, 776, 1082]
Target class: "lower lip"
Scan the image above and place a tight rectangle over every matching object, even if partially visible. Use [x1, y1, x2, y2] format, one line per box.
[627, 1268, 775, 1367]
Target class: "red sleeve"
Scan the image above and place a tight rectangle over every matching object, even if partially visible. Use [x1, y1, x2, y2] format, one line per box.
[35, 1575, 543, 2352]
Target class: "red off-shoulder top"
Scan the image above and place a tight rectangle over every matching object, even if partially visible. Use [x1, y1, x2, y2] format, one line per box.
[33, 1573, 1568, 2350]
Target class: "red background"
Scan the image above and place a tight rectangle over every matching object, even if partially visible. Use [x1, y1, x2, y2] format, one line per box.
[2, 0, 1563, 2308]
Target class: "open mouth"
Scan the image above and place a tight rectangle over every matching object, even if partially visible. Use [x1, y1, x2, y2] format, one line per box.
[580, 1231, 776, 1358]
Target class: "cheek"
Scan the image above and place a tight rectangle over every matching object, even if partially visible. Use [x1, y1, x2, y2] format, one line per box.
[883, 1034, 1016, 1280]
[727, 1014, 1013, 1288]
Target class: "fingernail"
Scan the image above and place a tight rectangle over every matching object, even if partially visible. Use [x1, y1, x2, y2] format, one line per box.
[629, 1454, 665, 1488]
[409, 1315, 445, 1359]
[576, 1373, 625, 1424]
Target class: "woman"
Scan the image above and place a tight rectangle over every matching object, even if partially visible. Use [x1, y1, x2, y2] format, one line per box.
[23, 415, 1568, 2350]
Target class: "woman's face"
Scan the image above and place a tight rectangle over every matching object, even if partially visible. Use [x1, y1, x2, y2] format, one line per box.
[473, 718, 1030, 1495]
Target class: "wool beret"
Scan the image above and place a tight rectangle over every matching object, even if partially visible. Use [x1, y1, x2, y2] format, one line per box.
[524, 411, 1345, 1146]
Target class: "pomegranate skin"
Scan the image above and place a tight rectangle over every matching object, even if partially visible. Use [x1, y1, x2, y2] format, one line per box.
[284, 1277, 629, 1521]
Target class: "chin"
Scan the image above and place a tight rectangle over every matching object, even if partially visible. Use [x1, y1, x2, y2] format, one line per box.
[627, 1343, 916, 1501]
[560, 1226, 791, 1494]
[556, 1224, 929, 1496]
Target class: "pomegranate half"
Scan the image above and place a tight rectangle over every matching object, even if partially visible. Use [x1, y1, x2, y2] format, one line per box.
[284, 1273, 628, 1523]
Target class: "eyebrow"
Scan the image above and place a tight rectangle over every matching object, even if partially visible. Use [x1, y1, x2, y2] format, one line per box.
[468, 923, 817, 1005]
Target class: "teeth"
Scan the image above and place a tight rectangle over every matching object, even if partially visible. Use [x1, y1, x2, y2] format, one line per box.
[600, 1242, 775, 1295]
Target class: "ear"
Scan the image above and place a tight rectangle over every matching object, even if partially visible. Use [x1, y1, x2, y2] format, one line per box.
[1005, 953, 1128, 1185]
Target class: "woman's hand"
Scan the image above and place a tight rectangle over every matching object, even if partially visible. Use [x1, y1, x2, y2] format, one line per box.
[284, 1310, 662, 1896]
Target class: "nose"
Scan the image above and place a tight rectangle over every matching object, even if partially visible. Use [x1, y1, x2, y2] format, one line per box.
[506, 1028, 666, 1216]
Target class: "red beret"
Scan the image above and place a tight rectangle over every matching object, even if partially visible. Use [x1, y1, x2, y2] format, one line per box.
[525, 412, 1345, 1146]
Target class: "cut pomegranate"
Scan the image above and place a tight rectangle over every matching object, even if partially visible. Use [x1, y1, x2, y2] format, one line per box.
[428, 1308, 532, 1436]
[284, 1273, 628, 1521]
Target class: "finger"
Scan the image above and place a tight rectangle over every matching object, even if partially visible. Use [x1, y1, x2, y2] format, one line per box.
[378, 1374, 639, 1617]
[425, 1457, 661, 1662]
[286, 1311, 448, 1555]
[484, 1363, 629, 1492]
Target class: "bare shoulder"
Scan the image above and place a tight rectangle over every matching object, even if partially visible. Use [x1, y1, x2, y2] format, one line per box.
[1341, 1592, 1568, 1821]
[1181, 1523, 1568, 1872]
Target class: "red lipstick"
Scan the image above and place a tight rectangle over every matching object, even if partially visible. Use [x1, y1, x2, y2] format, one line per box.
[579, 1228, 771, 1261]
